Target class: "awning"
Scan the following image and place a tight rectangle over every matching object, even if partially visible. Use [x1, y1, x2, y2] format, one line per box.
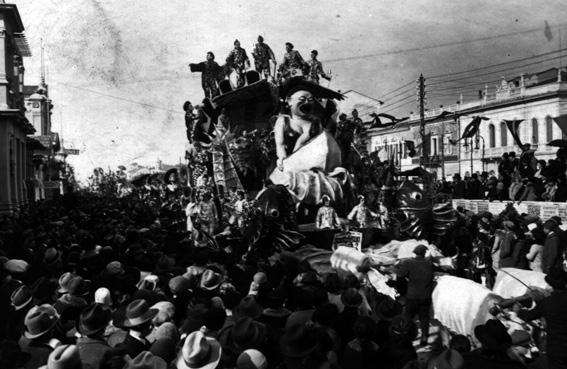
[13, 33, 31, 57]
[27, 137, 46, 150]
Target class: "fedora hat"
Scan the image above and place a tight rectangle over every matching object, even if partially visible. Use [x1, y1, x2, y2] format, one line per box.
[474, 319, 512, 352]
[45, 345, 81, 369]
[237, 349, 267, 369]
[169, 276, 192, 295]
[67, 277, 90, 297]
[4, 259, 29, 274]
[177, 331, 221, 369]
[341, 288, 362, 307]
[279, 324, 316, 358]
[77, 303, 111, 336]
[124, 351, 167, 369]
[11, 285, 33, 311]
[123, 299, 159, 328]
[24, 304, 60, 339]
[231, 317, 267, 351]
[235, 296, 263, 319]
[58, 272, 75, 294]
[200, 269, 224, 291]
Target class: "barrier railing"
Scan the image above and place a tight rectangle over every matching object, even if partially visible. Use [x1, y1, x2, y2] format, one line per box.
[451, 199, 567, 224]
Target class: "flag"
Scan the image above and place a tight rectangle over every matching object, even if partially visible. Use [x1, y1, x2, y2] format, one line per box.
[503, 119, 524, 148]
[544, 21, 553, 42]
[461, 116, 483, 139]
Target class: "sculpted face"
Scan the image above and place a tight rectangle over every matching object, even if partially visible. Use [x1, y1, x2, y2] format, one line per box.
[234, 41, 241, 48]
[286, 44, 292, 52]
[288, 90, 315, 118]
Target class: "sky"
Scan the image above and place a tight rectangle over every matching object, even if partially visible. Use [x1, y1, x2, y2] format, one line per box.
[11, 0, 567, 181]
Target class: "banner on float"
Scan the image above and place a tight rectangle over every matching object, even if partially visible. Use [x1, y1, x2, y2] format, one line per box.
[452, 200, 566, 223]
[333, 231, 363, 251]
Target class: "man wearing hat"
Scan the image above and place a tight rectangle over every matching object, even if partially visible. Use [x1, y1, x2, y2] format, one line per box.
[464, 319, 523, 367]
[176, 330, 221, 369]
[40, 344, 82, 369]
[114, 299, 158, 358]
[518, 268, 567, 369]
[6, 285, 34, 340]
[315, 195, 341, 230]
[19, 304, 61, 369]
[396, 244, 434, 346]
[542, 219, 563, 274]
[76, 303, 113, 369]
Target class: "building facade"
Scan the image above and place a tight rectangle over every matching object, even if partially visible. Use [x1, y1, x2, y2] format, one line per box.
[368, 68, 567, 179]
[24, 83, 63, 200]
[0, 2, 33, 214]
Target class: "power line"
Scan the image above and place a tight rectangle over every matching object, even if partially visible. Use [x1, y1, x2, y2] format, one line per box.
[325, 23, 567, 64]
[381, 95, 415, 113]
[428, 54, 565, 86]
[428, 46, 567, 80]
[53, 82, 184, 116]
[377, 80, 415, 98]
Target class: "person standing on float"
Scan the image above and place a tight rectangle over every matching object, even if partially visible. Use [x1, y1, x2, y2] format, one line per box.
[306, 50, 331, 85]
[347, 195, 378, 229]
[252, 35, 276, 80]
[226, 39, 250, 88]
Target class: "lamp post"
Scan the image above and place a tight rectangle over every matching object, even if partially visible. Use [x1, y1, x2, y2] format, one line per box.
[475, 134, 486, 172]
[463, 137, 474, 176]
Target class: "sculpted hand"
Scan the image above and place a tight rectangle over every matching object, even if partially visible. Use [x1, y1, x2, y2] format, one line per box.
[277, 158, 284, 171]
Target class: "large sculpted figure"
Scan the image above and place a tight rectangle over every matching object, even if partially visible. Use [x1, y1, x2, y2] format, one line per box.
[269, 78, 353, 210]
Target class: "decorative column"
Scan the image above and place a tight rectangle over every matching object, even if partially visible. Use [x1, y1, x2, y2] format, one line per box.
[0, 15, 9, 110]
[0, 122, 11, 213]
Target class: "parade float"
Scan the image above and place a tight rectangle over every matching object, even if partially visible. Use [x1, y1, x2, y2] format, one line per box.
[183, 63, 460, 254]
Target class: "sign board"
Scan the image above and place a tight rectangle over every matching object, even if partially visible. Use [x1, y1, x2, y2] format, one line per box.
[452, 200, 566, 223]
[63, 149, 80, 155]
[333, 231, 363, 251]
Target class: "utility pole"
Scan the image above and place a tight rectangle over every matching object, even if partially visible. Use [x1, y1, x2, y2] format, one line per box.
[418, 74, 427, 164]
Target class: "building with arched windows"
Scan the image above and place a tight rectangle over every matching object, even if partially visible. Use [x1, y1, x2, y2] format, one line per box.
[367, 68, 567, 178]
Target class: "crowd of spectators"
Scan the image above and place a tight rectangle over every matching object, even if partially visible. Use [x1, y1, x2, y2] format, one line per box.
[1, 164, 566, 369]
[439, 147, 567, 202]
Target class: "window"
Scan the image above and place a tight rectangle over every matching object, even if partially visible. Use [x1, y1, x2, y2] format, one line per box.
[489, 124, 496, 148]
[431, 136, 439, 156]
[500, 121, 507, 147]
[531, 118, 539, 144]
[546, 115, 554, 142]
[444, 134, 452, 154]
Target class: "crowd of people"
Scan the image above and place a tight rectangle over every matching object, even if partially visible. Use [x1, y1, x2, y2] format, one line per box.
[439, 147, 567, 202]
[0, 157, 567, 369]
